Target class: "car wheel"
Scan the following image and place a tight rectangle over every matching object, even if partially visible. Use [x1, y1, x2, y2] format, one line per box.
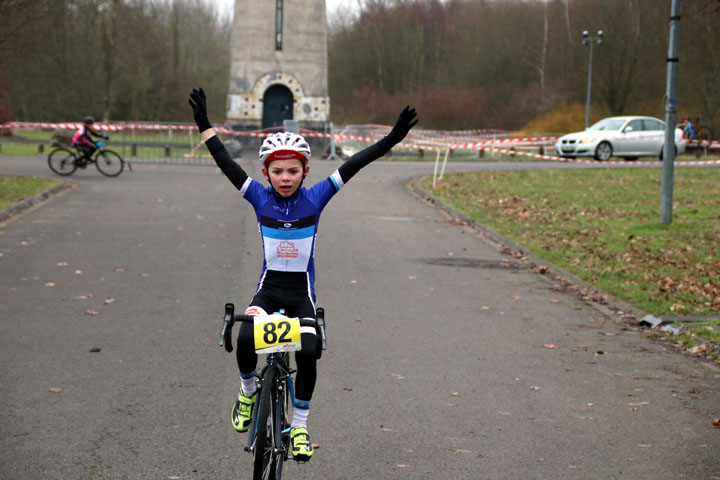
[594, 141, 612, 161]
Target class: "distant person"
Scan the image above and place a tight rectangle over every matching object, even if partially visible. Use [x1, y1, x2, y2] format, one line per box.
[188, 87, 417, 462]
[72, 116, 107, 164]
[681, 117, 695, 140]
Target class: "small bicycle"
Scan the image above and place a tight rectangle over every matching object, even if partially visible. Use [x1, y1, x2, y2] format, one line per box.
[47, 141, 125, 177]
[680, 116, 713, 143]
[220, 303, 326, 480]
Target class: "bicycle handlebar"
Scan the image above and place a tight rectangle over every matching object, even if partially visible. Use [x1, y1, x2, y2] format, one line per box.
[220, 303, 320, 353]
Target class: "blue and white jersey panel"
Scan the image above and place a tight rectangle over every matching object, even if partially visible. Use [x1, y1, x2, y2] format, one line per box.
[240, 171, 344, 284]
[260, 214, 316, 271]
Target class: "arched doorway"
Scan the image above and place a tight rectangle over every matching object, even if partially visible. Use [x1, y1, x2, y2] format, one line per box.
[262, 85, 293, 128]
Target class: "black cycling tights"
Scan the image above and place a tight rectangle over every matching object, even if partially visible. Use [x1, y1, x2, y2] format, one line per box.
[236, 323, 318, 402]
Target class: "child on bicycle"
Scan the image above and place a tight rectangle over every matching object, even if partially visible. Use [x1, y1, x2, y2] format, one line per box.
[188, 87, 417, 462]
[72, 116, 108, 164]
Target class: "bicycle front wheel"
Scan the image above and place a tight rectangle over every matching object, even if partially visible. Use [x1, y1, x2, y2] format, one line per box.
[253, 367, 279, 480]
[47, 148, 78, 176]
[94, 150, 124, 177]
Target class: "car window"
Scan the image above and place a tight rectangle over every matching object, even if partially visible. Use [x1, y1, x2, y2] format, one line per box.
[588, 118, 626, 131]
[626, 120, 643, 132]
[643, 119, 664, 131]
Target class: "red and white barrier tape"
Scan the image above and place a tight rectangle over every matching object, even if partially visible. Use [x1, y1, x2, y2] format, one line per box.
[476, 145, 720, 166]
[686, 138, 720, 148]
[2, 121, 719, 165]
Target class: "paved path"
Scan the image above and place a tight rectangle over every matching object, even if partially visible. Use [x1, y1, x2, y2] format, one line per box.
[1, 155, 719, 479]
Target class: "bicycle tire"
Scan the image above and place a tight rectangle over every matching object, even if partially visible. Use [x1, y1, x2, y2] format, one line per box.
[94, 150, 124, 177]
[273, 361, 292, 479]
[253, 367, 278, 480]
[696, 125, 713, 142]
[47, 148, 78, 176]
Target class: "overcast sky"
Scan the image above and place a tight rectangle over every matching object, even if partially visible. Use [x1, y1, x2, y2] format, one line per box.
[214, 0, 359, 18]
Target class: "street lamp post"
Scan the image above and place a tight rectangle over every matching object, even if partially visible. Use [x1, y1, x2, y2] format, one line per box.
[582, 30, 603, 129]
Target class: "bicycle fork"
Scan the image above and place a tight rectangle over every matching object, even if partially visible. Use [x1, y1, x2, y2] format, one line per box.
[245, 367, 294, 458]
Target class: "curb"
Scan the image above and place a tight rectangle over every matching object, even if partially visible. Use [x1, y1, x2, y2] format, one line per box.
[406, 176, 648, 324]
[0, 180, 73, 224]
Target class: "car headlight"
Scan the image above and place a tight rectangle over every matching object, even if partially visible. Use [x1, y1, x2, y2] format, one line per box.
[578, 138, 595, 144]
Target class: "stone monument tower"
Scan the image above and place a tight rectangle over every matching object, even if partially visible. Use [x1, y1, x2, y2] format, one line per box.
[226, 0, 329, 131]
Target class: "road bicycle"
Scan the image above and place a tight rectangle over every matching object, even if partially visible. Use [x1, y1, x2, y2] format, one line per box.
[220, 303, 327, 480]
[47, 141, 125, 177]
[680, 116, 713, 143]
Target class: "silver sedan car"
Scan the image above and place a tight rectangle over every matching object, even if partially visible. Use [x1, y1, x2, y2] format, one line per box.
[555, 116, 686, 161]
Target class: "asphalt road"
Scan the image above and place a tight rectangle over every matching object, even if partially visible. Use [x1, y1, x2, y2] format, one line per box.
[1, 155, 719, 480]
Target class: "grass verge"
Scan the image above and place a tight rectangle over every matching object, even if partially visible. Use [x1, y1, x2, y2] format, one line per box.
[0, 175, 61, 211]
[423, 167, 720, 361]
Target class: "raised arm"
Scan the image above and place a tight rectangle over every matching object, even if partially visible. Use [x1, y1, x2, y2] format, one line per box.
[189, 88, 248, 190]
[337, 106, 418, 183]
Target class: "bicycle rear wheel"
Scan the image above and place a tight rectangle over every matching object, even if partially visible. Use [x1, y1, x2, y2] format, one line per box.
[47, 148, 77, 176]
[696, 125, 713, 142]
[253, 367, 280, 480]
[94, 150, 124, 177]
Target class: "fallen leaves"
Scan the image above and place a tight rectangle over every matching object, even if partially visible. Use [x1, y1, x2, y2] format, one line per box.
[49, 387, 62, 393]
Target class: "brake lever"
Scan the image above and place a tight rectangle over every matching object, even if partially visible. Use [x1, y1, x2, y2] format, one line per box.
[221, 303, 235, 352]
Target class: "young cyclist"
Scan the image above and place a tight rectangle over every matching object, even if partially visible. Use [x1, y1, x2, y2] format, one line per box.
[188, 88, 417, 462]
[72, 116, 107, 164]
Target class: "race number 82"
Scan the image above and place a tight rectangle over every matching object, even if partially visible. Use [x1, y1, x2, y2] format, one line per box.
[254, 316, 302, 353]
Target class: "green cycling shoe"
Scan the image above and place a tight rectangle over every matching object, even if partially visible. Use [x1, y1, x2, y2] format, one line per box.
[231, 390, 256, 432]
[290, 426, 314, 462]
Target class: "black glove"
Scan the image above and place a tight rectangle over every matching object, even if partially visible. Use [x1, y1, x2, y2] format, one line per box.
[188, 88, 212, 132]
[386, 106, 418, 145]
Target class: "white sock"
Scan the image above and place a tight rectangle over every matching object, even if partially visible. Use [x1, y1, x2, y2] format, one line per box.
[291, 407, 309, 429]
[240, 375, 256, 397]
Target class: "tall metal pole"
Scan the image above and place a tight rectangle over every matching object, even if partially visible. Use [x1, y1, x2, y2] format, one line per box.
[584, 41, 594, 129]
[582, 31, 603, 129]
[660, 0, 682, 225]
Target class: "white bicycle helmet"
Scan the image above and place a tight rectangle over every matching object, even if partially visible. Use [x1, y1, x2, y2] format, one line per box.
[259, 132, 311, 167]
